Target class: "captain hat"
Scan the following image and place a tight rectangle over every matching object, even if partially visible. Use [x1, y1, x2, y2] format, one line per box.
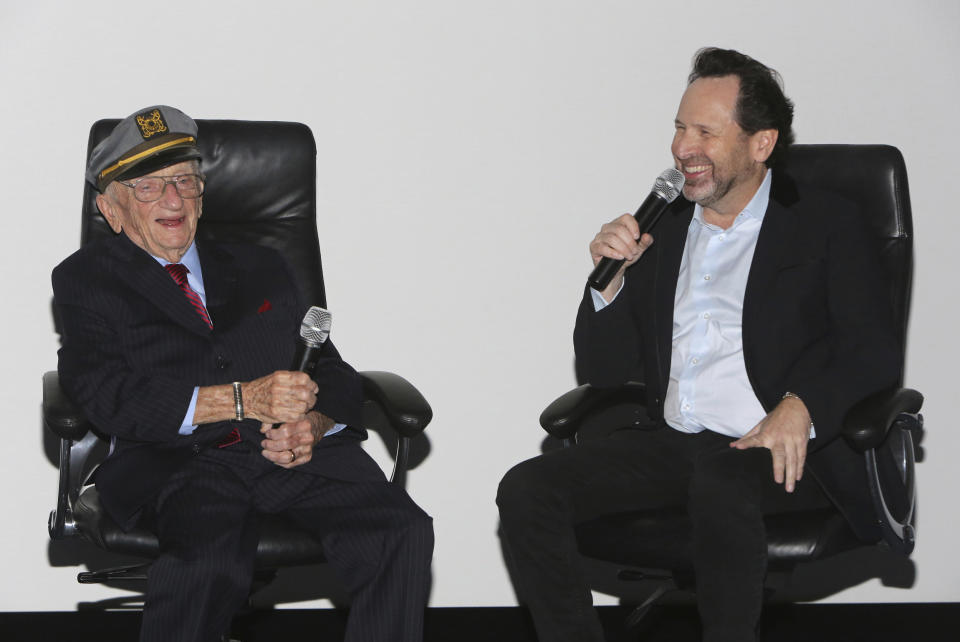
[86, 105, 200, 191]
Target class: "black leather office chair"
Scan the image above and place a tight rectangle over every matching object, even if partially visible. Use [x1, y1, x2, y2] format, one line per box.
[45, 120, 432, 594]
[539, 144, 923, 622]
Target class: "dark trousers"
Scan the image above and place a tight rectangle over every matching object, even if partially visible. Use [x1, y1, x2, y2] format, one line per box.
[496, 425, 830, 642]
[140, 442, 433, 642]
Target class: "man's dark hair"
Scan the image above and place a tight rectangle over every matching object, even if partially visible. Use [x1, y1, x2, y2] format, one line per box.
[688, 47, 795, 167]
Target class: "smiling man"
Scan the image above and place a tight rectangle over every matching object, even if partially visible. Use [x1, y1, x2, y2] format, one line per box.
[97, 163, 203, 262]
[497, 49, 900, 642]
[53, 106, 433, 642]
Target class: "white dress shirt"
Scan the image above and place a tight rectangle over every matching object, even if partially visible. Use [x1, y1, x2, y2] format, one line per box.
[593, 170, 801, 438]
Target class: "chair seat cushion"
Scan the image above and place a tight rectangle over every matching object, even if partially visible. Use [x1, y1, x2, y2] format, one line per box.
[575, 506, 864, 572]
[74, 487, 328, 568]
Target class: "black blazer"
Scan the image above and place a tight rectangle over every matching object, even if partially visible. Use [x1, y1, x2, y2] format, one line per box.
[574, 172, 901, 540]
[53, 234, 385, 529]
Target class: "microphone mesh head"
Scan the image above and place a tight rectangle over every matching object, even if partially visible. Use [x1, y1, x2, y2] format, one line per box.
[652, 168, 685, 202]
[300, 306, 332, 347]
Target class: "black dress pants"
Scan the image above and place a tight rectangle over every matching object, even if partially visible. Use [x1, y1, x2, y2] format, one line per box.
[139, 442, 434, 642]
[496, 425, 830, 642]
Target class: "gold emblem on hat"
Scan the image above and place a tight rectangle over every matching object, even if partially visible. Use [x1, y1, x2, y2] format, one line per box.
[136, 109, 168, 139]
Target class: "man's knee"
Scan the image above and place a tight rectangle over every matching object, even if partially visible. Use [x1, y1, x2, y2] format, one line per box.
[496, 456, 555, 520]
[398, 503, 434, 550]
[389, 504, 434, 582]
[372, 487, 434, 560]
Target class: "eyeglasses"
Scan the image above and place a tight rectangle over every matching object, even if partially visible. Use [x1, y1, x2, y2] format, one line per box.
[116, 174, 205, 203]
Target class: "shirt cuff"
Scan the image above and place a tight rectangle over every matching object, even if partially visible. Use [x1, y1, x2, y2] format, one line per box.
[590, 277, 625, 311]
[326, 422, 347, 437]
[178, 386, 200, 435]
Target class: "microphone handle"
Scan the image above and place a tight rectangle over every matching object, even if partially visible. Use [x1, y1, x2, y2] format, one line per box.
[270, 340, 323, 429]
[587, 192, 671, 291]
[291, 340, 323, 374]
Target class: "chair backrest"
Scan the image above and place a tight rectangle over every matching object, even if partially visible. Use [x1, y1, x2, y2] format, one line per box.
[81, 119, 326, 308]
[784, 144, 913, 384]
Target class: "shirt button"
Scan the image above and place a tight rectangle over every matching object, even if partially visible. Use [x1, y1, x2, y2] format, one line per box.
[703, 312, 711, 319]
[192, 443, 201, 454]
[718, 234, 726, 241]
[703, 274, 712, 281]
[691, 357, 699, 365]
[683, 403, 691, 411]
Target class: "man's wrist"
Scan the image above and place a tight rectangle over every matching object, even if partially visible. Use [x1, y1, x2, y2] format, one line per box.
[232, 381, 244, 421]
[305, 411, 322, 441]
[591, 275, 625, 311]
[782, 391, 813, 427]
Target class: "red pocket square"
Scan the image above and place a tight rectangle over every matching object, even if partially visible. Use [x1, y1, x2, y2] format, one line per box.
[258, 299, 272, 314]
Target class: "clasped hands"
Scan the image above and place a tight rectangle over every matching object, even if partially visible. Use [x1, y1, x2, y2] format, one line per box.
[244, 371, 334, 468]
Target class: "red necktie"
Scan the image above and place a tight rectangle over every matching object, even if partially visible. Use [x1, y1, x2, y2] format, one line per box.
[164, 263, 213, 329]
[165, 263, 241, 447]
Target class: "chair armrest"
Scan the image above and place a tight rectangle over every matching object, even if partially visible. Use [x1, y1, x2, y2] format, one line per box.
[43, 371, 104, 540]
[540, 382, 648, 440]
[842, 386, 924, 452]
[359, 371, 432, 438]
[842, 386, 924, 556]
[43, 371, 91, 441]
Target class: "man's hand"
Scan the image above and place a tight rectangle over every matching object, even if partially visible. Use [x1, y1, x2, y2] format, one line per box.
[730, 396, 812, 493]
[589, 213, 654, 301]
[243, 371, 318, 425]
[260, 411, 333, 468]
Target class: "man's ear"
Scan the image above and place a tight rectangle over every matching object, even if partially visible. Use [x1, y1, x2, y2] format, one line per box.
[752, 129, 779, 164]
[96, 191, 123, 234]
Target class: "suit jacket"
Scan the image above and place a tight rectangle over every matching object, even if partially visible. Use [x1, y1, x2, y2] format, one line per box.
[53, 233, 385, 529]
[574, 171, 901, 541]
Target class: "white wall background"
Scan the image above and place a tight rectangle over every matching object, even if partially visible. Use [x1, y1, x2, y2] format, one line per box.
[2, 0, 957, 611]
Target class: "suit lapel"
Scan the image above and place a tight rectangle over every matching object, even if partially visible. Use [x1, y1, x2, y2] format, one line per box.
[107, 234, 213, 336]
[653, 202, 693, 387]
[198, 240, 241, 332]
[743, 172, 801, 332]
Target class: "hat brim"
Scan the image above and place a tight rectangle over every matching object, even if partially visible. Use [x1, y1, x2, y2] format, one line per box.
[110, 146, 202, 188]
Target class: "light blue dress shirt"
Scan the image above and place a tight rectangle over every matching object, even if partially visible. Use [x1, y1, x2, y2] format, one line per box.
[152, 244, 205, 435]
[151, 243, 345, 438]
[592, 170, 807, 438]
[663, 172, 770, 437]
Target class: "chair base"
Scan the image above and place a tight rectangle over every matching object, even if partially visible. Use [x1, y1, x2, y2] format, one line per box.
[78, 563, 149, 584]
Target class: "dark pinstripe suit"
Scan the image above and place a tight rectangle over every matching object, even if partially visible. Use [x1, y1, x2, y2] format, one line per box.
[54, 233, 433, 642]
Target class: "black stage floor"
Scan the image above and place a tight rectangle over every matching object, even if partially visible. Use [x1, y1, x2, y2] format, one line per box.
[1, 604, 957, 641]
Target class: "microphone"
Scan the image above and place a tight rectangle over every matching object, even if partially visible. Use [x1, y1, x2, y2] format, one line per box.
[587, 168, 686, 291]
[271, 306, 333, 430]
[291, 306, 333, 373]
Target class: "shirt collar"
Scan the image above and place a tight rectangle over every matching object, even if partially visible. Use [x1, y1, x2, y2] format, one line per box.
[151, 242, 204, 290]
[692, 168, 772, 229]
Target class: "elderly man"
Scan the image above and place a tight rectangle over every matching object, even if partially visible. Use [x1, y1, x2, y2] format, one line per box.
[53, 106, 433, 642]
[497, 48, 900, 642]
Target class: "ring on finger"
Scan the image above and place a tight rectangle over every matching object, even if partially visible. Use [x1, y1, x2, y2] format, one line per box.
[288, 449, 297, 463]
